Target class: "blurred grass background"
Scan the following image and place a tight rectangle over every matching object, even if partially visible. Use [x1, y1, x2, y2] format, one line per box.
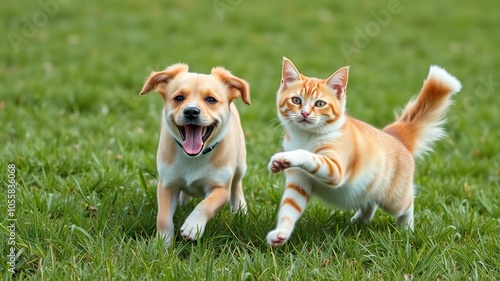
[1, 0, 499, 279]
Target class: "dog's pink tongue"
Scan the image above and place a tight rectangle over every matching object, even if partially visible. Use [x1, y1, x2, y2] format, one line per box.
[183, 125, 203, 155]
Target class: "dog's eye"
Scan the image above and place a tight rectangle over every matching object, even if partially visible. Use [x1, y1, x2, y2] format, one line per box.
[291, 97, 301, 105]
[206, 97, 217, 104]
[174, 95, 185, 102]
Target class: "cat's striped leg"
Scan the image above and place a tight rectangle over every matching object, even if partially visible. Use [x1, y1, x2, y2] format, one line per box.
[269, 149, 344, 187]
[266, 170, 311, 247]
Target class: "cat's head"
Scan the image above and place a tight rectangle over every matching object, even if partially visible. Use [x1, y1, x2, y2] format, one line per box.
[276, 57, 349, 134]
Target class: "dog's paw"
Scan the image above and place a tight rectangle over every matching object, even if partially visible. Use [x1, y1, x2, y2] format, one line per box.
[157, 228, 175, 247]
[268, 153, 292, 173]
[180, 223, 204, 241]
[230, 198, 248, 214]
[266, 229, 292, 247]
[180, 211, 207, 241]
[157, 219, 175, 247]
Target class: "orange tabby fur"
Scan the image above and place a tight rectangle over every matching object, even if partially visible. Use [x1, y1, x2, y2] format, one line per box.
[266, 57, 461, 247]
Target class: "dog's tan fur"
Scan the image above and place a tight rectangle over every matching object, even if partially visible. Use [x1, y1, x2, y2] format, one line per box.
[140, 63, 250, 244]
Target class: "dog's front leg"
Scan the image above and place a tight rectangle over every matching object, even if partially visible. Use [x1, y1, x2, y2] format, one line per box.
[156, 177, 180, 246]
[180, 186, 229, 241]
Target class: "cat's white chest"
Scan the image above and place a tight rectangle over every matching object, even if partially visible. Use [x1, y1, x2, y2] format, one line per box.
[283, 134, 315, 151]
[283, 130, 340, 152]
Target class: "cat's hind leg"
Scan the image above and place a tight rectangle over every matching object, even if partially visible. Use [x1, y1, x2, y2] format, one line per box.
[350, 203, 378, 224]
[393, 183, 415, 231]
[395, 202, 414, 231]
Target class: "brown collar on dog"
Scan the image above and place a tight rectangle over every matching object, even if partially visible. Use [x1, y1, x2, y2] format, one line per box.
[173, 138, 219, 155]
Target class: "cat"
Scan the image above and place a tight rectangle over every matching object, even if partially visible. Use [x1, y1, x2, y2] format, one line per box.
[266, 57, 461, 247]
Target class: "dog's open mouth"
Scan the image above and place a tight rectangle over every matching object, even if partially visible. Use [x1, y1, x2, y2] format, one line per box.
[178, 124, 215, 156]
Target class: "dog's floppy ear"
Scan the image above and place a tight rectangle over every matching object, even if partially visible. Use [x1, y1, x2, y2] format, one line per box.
[140, 63, 189, 96]
[211, 67, 251, 105]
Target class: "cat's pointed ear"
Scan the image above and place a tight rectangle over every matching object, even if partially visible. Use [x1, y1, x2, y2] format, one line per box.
[281, 56, 301, 90]
[326, 66, 349, 99]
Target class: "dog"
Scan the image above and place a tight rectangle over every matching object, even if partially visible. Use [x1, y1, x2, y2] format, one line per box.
[139, 63, 250, 244]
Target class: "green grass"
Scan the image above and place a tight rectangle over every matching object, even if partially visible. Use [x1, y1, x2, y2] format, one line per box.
[1, 0, 499, 279]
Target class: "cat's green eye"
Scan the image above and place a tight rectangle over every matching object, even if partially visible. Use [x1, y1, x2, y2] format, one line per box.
[291, 97, 302, 105]
[315, 100, 326, 107]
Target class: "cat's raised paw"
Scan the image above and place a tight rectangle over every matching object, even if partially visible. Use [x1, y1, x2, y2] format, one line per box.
[266, 229, 291, 247]
[268, 153, 291, 173]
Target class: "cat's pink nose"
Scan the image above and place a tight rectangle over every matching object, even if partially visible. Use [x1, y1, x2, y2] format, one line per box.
[301, 111, 310, 118]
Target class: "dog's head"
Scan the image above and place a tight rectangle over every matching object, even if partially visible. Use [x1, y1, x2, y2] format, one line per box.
[140, 63, 250, 157]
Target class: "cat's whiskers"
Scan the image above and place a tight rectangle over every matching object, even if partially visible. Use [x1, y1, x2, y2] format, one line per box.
[315, 120, 328, 136]
[267, 118, 285, 133]
[265, 118, 281, 126]
[287, 117, 297, 127]
[284, 116, 299, 132]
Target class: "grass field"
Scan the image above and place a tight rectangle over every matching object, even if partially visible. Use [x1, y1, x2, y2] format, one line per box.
[1, 0, 499, 279]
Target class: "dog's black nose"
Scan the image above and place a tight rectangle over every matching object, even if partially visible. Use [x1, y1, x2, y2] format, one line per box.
[183, 107, 200, 120]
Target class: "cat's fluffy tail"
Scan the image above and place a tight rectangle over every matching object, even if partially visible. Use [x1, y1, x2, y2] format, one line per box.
[383, 66, 461, 159]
